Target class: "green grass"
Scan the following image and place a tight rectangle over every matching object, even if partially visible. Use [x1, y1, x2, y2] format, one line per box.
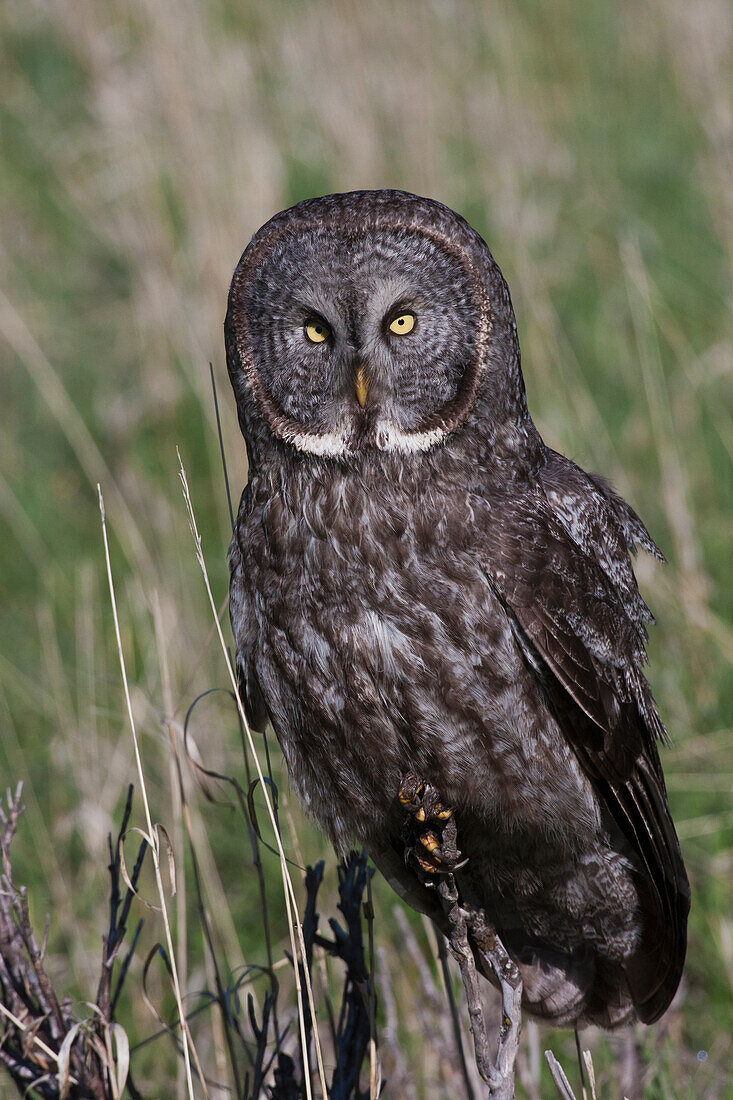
[1, 0, 732, 1095]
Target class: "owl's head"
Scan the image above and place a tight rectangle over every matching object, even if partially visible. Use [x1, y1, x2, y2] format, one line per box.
[226, 190, 528, 463]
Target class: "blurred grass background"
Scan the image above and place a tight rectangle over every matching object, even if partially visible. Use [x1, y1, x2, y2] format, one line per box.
[1, 0, 732, 1095]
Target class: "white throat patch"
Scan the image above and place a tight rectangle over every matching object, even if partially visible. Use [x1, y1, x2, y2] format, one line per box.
[283, 419, 448, 458]
[281, 426, 352, 458]
[374, 421, 448, 453]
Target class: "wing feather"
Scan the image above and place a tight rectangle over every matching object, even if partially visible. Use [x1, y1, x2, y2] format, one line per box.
[481, 466, 689, 1022]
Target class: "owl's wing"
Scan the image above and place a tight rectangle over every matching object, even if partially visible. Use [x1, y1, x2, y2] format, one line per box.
[480, 453, 689, 1023]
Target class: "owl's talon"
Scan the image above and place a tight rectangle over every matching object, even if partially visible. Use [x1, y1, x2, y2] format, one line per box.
[421, 831, 440, 854]
[398, 773, 425, 808]
[397, 773, 465, 876]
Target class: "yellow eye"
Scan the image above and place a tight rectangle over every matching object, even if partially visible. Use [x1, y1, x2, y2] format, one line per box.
[388, 312, 415, 335]
[305, 319, 329, 344]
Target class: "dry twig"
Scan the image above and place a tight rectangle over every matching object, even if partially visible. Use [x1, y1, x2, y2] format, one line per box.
[0, 784, 146, 1099]
[437, 874, 522, 1099]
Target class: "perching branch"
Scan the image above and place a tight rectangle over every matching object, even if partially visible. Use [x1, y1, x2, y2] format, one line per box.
[436, 874, 522, 1099]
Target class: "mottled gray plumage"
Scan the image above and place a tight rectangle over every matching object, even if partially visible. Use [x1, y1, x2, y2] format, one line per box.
[225, 189, 689, 1028]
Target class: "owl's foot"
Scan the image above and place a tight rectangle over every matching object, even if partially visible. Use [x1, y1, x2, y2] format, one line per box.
[397, 773, 467, 878]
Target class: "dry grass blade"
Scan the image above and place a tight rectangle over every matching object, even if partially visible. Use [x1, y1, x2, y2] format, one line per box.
[582, 1049, 597, 1100]
[57, 1022, 84, 1099]
[364, 873, 381, 1099]
[545, 1050, 577, 1100]
[98, 485, 203, 1099]
[0, 1000, 60, 1070]
[176, 450, 329, 1099]
[105, 1022, 131, 1100]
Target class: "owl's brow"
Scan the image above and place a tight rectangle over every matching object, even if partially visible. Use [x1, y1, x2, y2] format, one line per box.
[294, 301, 331, 324]
[383, 297, 416, 324]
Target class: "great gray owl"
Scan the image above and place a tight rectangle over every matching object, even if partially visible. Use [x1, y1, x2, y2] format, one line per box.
[225, 189, 689, 1029]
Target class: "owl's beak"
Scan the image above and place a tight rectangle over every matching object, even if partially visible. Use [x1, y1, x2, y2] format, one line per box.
[354, 365, 370, 408]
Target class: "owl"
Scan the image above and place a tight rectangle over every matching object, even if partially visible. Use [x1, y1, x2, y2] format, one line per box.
[225, 190, 689, 1029]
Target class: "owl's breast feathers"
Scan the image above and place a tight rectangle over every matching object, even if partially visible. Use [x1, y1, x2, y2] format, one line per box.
[229, 445, 689, 1026]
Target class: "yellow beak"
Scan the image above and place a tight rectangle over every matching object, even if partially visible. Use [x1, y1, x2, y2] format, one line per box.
[355, 365, 370, 408]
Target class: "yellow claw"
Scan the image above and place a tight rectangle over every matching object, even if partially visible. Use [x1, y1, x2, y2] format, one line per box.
[415, 807, 426, 822]
[421, 832, 440, 853]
